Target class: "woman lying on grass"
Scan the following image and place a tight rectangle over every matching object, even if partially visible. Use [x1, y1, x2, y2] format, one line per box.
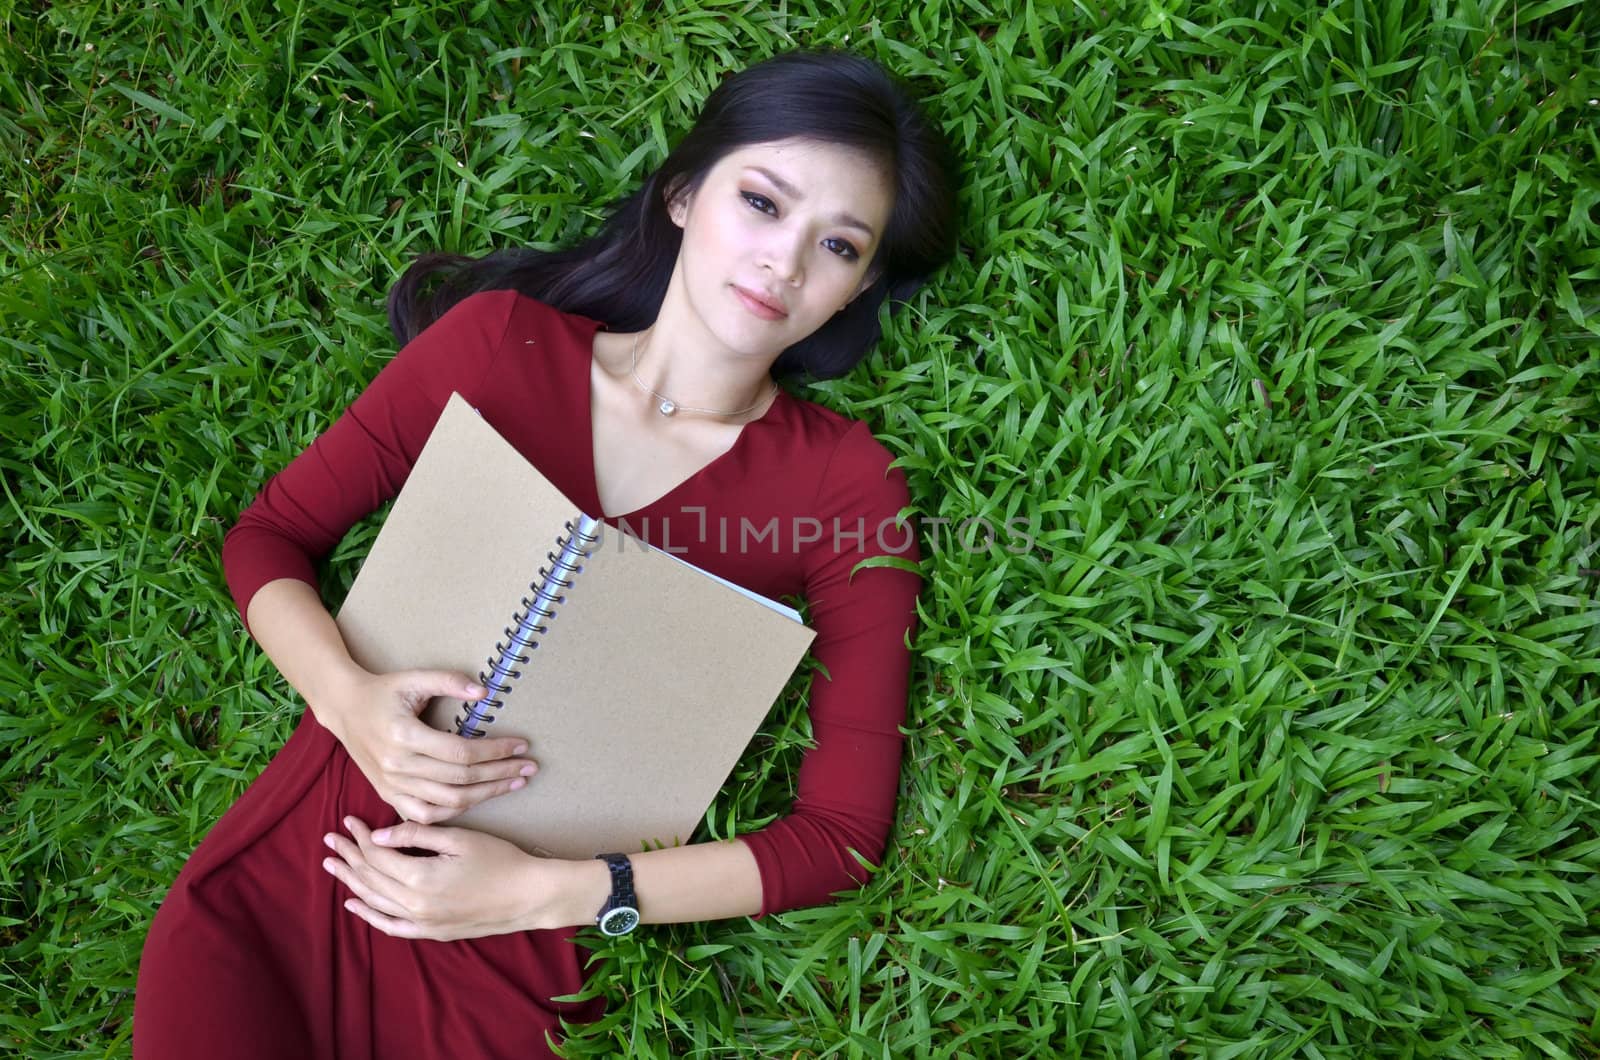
[133, 46, 960, 1057]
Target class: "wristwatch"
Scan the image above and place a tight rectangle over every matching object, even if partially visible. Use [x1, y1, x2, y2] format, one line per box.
[593, 853, 640, 936]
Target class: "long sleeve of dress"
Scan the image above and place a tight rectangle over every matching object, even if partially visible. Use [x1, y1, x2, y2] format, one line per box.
[220, 290, 520, 633]
[736, 425, 924, 915]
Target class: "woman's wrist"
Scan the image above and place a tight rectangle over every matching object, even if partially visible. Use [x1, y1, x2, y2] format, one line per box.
[304, 659, 371, 734]
[520, 855, 612, 932]
[244, 578, 372, 731]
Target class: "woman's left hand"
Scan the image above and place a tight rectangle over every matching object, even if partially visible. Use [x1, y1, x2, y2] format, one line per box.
[322, 816, 577, 940]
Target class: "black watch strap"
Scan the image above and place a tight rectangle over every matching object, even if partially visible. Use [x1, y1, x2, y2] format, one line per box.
[594, 853, 640, 936]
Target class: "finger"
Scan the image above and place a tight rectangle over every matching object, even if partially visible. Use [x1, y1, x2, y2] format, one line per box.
[397, 773, 530, 814]
[394, 669, 486, 704]
[369, 819, 465, 856]
[322, 852, 412, 919]
[340, 897, 428, 940]
[324, 826, 403, 886]
[343, 816, 435, 882]
[323, 830, 415, 914]
[400, 747, 539, 790]
[388, 793, 459, 827]
[401, 721, 533, 771]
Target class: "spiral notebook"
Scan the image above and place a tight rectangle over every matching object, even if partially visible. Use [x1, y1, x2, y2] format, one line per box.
[333, 392, 817, 859]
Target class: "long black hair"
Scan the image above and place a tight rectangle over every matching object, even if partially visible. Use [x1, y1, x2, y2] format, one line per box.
[384, 48, 961, 382]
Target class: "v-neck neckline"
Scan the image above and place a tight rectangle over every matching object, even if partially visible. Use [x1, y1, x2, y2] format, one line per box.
[579, 318, 788, 522]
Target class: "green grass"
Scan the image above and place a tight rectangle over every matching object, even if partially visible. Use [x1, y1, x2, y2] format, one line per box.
[3, 0, 1598, 1055]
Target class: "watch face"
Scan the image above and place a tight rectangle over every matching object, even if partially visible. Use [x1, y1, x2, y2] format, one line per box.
[600, 906, 640, 936]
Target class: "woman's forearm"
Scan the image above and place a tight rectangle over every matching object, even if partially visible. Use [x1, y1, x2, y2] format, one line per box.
[243, 577, 369, 725]
[542, 838, 764, 928]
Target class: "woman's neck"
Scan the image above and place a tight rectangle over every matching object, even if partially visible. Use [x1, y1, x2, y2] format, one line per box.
[628, 293, 779, 422]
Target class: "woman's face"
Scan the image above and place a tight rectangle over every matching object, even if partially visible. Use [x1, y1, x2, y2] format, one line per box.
[665, 137, 894, 356]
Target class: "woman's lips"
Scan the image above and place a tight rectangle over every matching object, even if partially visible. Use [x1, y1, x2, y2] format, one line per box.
[733, 285, 788, 320]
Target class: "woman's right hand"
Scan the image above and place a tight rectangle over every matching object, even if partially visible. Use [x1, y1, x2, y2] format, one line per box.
[314, 668, 538, 825]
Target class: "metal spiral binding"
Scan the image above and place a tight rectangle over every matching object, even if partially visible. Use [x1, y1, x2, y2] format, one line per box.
[455, 513, 603, 738]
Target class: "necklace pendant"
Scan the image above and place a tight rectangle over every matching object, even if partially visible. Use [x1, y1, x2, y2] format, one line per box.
[657, 399, 678, 417]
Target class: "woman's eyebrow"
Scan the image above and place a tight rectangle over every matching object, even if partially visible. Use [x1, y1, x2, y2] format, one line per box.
[745, 166, 877, 238]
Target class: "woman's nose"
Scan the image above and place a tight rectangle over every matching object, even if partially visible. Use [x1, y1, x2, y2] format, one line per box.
[761, 228, 806, 285]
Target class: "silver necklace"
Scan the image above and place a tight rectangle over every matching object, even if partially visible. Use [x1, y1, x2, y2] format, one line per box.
[628, 332, 778, 418]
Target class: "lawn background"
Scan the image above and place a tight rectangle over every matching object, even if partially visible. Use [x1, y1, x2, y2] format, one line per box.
[3, 0, 1599, 1056]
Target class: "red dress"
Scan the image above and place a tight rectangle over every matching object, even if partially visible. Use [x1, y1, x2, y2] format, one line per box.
[133, 289, 923, 1058]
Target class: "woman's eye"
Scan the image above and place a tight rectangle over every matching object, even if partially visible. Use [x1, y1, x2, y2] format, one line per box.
[743, 191, 859, 261]
[824, 238, 860, 261]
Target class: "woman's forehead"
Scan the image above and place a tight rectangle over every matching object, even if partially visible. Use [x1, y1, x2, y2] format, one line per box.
[718, 137, 880, 170]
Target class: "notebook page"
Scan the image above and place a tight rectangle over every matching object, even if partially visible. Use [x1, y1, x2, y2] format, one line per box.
[646, 545, 803, 623]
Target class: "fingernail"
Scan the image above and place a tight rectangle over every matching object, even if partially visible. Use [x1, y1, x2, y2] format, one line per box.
[321, 858, 334, 872]
[467, 685, 486, 697]
[510, 777, 526, 791]
[513, 743, 529, 755]
[373, 829, 391, 843]
[520, 763, 537, 777]
[323, 834, 336, 849]
[342, 816, 354, 829]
